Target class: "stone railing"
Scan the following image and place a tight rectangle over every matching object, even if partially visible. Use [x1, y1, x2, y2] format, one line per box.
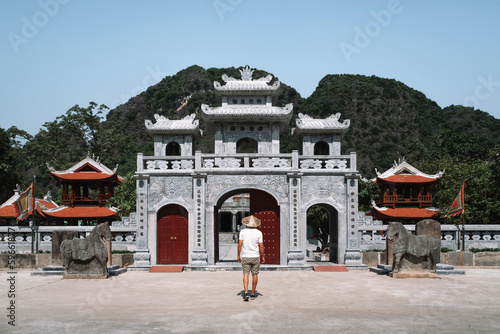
[137, 151, 356, 173]
[358, 214, 500, 251]
[0, 213, 137, 253]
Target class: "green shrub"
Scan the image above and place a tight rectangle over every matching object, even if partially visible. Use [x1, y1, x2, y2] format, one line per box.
[468, 248, 500, 253]
[111, 250, 135, 254]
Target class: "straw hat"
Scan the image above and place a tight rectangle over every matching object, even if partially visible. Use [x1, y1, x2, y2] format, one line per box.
[241, 215, 261, 228]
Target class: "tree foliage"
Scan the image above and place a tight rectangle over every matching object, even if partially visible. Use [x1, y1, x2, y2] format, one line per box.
[306, 206, 329, 251]
[108, 171, 136, 219]
[17, 102, 107, 198]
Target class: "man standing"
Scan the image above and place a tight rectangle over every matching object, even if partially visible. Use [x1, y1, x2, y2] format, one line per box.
[237, 215, 265, 301]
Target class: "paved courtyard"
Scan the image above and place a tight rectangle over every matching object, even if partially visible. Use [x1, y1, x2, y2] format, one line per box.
[2, 268, 500, 333]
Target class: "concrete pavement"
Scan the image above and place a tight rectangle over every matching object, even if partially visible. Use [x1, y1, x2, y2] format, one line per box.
[2, 268, 500, 333]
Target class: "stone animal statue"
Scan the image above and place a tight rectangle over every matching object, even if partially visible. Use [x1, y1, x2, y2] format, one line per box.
[60, 222, 112, 278]
[386, 222, 441, 273]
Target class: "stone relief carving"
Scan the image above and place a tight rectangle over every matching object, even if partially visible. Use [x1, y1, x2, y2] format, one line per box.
[206, 175, 287, 203]
[301, 176, 346, 208]
[149, 177, 192, 209]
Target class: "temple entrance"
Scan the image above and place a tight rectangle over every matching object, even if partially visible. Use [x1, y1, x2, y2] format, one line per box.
[157, 204, 188, 264]
[214, 189, 280, 264]
[306, 204, 338, 263]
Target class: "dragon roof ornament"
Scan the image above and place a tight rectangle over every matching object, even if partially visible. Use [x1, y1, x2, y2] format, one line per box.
[214, 66, 280, 92]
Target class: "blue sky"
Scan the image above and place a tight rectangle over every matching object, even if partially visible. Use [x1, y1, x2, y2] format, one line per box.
[1, 0, 499, 136]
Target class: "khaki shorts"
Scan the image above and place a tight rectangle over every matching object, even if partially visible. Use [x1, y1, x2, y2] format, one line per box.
[241, 257, 260, 275]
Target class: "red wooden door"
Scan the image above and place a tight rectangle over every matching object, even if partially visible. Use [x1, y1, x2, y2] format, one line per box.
[250, 190, 280, 265]
[157, 213, 188, 264]
[254, 210, 280, 265]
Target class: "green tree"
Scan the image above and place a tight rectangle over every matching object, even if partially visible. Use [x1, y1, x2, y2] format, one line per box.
[306, 206, 329, 251]
[358, 178, 380, 213]
[19, 102, 107, 197]
[108, 171, 136, 219]
[0, 128, 18, 202]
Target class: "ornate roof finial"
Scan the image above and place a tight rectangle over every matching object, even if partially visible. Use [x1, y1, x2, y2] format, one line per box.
[240, 66, 254, 81]
[46, 162, 55, 172]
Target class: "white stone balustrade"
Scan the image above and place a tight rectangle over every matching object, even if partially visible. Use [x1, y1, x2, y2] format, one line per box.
[0, 214, 138, 252]
[358, 214, 500, 251]
[138, 151, 355, 173]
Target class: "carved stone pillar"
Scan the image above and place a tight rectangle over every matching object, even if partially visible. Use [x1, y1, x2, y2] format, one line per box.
[287, 173, 305, 265]
[192, 174, 208, 266]
[133, 175, 151, 267]
[231, 210, 237, 232]
[345, 173, 364, 268]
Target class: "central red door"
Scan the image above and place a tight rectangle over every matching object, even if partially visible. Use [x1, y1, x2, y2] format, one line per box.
[250, 190, 280, 265]
[254, 210, 280, 265]
[157, 205, 188, 264]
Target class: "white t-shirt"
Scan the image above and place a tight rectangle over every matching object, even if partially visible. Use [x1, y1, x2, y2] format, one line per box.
[239, 228, 263, 258]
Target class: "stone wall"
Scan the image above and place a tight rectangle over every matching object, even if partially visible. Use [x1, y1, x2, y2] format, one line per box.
[362, 251, 500, 267]
[0, 253, 134, 269]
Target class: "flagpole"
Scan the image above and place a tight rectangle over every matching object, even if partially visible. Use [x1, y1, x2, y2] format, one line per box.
[461, 179, 465, 252]
[461, 211, 465, 252]
[33, 175, 39, 254]
[30, 177, 34, 253]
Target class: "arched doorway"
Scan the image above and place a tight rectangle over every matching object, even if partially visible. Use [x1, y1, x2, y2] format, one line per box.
[157, 204, 188, 264]
[214, 189, 280, 264]
[306, 204, 338, 263]
[166, 142, 181, 156]
[314, 141, 329, 155]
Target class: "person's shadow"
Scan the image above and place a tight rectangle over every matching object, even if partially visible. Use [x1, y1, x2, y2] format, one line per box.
[237, 290, 263, 299]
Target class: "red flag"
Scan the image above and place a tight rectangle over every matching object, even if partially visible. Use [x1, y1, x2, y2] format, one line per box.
[444, 181, 465, 218]
[14, 183, 34, 221]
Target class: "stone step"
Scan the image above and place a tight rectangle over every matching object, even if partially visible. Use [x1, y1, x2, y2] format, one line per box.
[185, 265, 314, 272]
[377, 264, 392, 271]
[436, 264, 455, 270]
[436, 263, 465, 274]
[108, 267, 127, 276]
[42, 265, 65, 271]
[436, 269, 466, 275]
[368, 263, 392, 275]
[31, 270, 64, 276]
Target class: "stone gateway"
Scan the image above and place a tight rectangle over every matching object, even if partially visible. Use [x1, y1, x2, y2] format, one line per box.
[132, 67, 363, 269]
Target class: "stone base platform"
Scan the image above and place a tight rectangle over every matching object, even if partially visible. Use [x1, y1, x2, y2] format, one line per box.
[390, 271, 439, 279]
[129, 262, 364, 272]
[370, 263, 466, 276]
[30, 265, 127, 277]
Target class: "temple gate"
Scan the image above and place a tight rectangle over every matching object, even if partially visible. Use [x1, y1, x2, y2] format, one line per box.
[132, 66, 363, 269]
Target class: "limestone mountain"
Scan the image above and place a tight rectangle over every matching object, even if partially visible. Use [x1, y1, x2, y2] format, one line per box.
[99, 65, 303, 173]
[100, 66, 499, 178]
[300, 74, 499, 176]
